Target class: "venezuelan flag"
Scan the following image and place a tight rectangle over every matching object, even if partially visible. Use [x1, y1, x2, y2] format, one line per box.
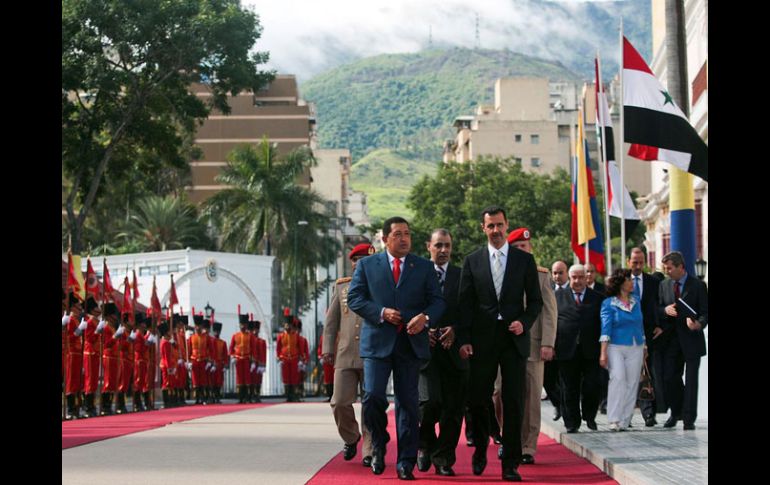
[571, 110, 606, 275]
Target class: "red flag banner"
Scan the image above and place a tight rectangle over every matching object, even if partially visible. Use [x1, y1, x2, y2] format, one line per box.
[86, 258, 101, 302]
[102, 259, 115, 302]
[169, 275, 179, 308]
[150, 276, 162, 318]
[67, 251, 84, 301]
[132, 269, 140, 301]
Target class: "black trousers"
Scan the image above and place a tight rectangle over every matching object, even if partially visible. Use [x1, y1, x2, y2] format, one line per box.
[558, 345, 602, 430]
[661, 335, 701, 425]
[418, 353, 468, 467]
[467, 322, 526, 469]
[543, 360, 561, 412]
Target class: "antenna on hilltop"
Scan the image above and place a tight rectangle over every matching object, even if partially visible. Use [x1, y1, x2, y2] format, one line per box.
[475, 13, 480, 49]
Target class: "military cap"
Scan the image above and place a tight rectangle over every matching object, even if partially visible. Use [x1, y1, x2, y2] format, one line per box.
[348, 242, 376, 260]
[103, 302, 119, 317]
[157, 322, 170, 336]
[238, 314, 249, 324]
[213, 322, 222, 333]
[507, 227, 531, 244]
[193, 315, 203, 326]
[85, 297, 99, 314]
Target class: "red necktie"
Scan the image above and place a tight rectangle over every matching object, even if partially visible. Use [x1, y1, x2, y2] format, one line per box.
[574, 292, 582, 305]
[674, 281, 681, 299]
[393, 257, 401, 285]
[393, 258, 403, 333]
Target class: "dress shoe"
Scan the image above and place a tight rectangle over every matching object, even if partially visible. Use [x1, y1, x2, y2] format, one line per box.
[520, 454, 535, 465]
[609, 422, 620, 431]
[343, 438, 359, 461]
[683, 422, 696, 430]
[645, 417, 657, 427]
[553, 408, 561, 421]
[498, 446, 504, 460]
[397, 466, 415, 481]
[371, 450, 385, 475]
[502, 466, 523, 482]
[663, 416, 679, 428]
[466, 437, 475, 446]
[586, 419, 597, 431]
[472, 452, 487, 476]
[435, 465, 455, 476]
[417, 450, 431, 472]
[493, 432, 503, 445]
[362, 456, 372, 467]
[566, 427, 579, 433]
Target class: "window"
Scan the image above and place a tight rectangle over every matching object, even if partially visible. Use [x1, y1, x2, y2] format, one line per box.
[531, 134, 540, 145]
[531, 158, 541, 168]
[514, 134, 522, 143]
[514, 158, 522, 165]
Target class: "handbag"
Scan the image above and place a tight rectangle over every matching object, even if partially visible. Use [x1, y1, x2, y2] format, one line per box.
[638, 359, 654, 401]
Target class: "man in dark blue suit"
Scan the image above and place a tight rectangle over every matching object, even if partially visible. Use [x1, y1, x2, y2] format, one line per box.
[347, 216, 446, 481]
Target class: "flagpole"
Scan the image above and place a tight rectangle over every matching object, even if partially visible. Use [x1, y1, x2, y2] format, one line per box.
[596, 52, 612, 275]
[569, 111, 578, 265]
[579, 107, 590, 266]
[619, 18, 627, 267]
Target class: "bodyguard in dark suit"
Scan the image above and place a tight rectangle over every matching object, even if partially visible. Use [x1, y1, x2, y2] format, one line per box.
[347, 216, 446, 481]
[417, 229, 468, 477]
[657, 251, 708, 430]
[457, 206, 543, 482]
[628, 248, 662, 425]
[554, 264, 605, 433]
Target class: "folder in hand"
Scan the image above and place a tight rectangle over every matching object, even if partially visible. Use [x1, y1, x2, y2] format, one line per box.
[676, 298, 698, 319]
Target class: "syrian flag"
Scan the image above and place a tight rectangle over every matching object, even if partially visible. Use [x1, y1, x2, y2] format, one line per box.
[623, 36, 708, 181]
[595, 58, 641, 238]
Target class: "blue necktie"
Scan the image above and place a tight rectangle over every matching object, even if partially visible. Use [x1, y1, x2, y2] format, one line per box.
[633, 275, 641, 298]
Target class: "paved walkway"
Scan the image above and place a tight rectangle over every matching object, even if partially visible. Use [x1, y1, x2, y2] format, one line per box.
[538, 400, 708, 485]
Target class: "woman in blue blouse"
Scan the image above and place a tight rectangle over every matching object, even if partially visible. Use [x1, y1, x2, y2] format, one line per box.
[599, 269, 645, 431]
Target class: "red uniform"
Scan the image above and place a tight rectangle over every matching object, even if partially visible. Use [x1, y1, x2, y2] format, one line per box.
[213, 337, 227, 389]
[65, 316, 83, 396]
[277, 330, 302, 385]
[147, 336, 157, 395]
[230, 331, 253, 386]
[255, 335, 267, 387]
[175, 327, 187, 390]
[101, 324, 120, 392]
[117, 331, 132, 393]
[133, 330, 150, 393]
[187, 332, 211, 388]
[83, 316, 100, 394]
[160, 337, 177, 390]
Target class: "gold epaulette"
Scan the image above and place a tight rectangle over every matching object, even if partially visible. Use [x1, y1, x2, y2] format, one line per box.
[336, 277, 352, 284]
[537, 266, 549, 273]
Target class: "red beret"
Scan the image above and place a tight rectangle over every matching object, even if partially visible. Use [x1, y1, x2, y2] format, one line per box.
[507, 227, 531, 244]
[348, 243, 376, 260]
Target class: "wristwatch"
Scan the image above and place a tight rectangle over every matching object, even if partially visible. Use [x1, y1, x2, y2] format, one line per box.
[424, 314, 430, 325]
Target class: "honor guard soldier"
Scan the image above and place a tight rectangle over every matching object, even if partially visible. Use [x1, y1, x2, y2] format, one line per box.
[230, 314, 253, 403]
[97, 303, 121, 415]
[202, 319, 216, 404]
[248, 320, 259, 402]
[277, 312, 303, 402]
[296, 319, 310, 401]
[63, 293, 84, 420]
[188, 315, 212, 404]
[173, 315, 189, 406]
[115, 313, 133, 414]
[322, 242, 375, 465]
[129, 314, 155, 412]
[319, 334, 334, 401]
[145, 318, 158, 411]
[82, 297, 102, 418]
[212, 322, 227, 403]
[159, 321, 176, 408]
[253, 320, 267, 403]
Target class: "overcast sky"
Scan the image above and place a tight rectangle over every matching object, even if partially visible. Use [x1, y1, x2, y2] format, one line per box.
[245, 0, 634, 82]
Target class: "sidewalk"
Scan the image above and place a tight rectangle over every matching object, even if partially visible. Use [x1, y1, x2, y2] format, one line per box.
[538, 400, 708, 485]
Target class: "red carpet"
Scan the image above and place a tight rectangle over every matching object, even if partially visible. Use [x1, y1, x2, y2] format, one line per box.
[307, 411, 617, 484]
[62, 403, 272, 449]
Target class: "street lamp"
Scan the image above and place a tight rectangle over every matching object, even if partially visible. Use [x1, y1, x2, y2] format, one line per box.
[294, 220, 309, 316]
[204, 302, 214, 319]
[694, 258, 707, 280]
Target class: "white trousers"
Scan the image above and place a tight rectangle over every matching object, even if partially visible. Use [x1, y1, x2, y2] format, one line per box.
[607, 343, 644, 427]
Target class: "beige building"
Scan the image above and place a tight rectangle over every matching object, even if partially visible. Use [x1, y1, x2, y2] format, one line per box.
[444, 77, 651, 196]
[187, 75, 317, 204]
[638, 0, 708, 278]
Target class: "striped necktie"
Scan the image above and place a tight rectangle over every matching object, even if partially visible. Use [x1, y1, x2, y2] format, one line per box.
[436, 266, 445, 293]
[492, 251, 504, 299]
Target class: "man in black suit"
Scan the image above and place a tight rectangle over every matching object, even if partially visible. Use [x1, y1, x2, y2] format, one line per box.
[585, 262, 606, 295]
[585, 261, 608, 414]
[457, 206, 543, 482]
[657, 251, 708, 431]
[417, 229, 468, 477]
[544, 261, 568, 421]
[628, 247, 662, 426]
[554, 264, 605, 433]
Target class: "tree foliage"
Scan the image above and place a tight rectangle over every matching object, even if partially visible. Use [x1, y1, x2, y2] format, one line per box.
[407, 157, 573, 268]
[115, 195, 210, 252]
[62, 0, 274, 252]
[201, 140, 339, 311]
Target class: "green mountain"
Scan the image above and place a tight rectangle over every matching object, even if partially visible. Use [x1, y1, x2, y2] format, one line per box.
[350, 148, 439, 222]
[300, 47, 581, 162]
[301, 48, 582, 220]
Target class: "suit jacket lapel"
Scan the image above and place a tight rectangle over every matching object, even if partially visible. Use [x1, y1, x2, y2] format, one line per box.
[399, 254, 417, 288]
[379, 253, 395, 289]
[499, 244, 515, 297]
[479, 247, 497, 301]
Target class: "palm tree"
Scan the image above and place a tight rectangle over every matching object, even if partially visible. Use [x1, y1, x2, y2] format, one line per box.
[202, 140, 338, 309]
[115, 195, 208, 252]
